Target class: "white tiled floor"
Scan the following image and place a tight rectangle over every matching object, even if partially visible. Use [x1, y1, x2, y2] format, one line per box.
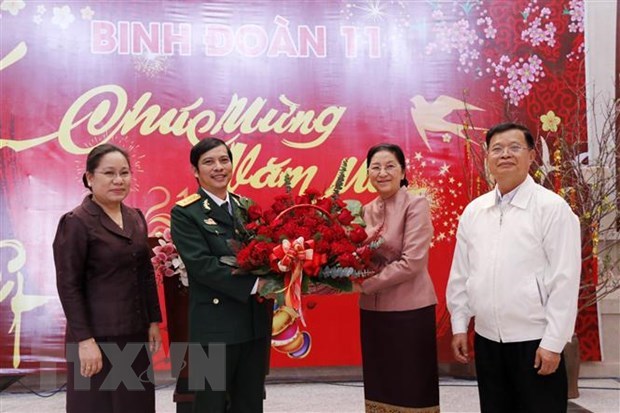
[1, 378, 618, 412]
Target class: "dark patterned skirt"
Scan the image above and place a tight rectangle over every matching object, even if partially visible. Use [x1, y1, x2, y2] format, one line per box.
[361, 305, 440, 412]
[65, 331, 155, 413]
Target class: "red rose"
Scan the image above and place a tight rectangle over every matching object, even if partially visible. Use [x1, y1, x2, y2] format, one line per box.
[349, 225, 368, 243]
[237, 246, 253, 269]
[263, 210, 277, 223]
[337, 209, 354, 225]
[238, 240, 274, 270]
[272, 194, 294, 214]
[331, 242, 355, 255]
[247, 204, 263, 221]
[330, 224, 346, 238]
[315, 197, 333, 214]
[337, 252, 358, 268]
[279, 221, 299, 238]
[256, 225, 273, 237]
[305, 188, 322, 198]
[300, 227, 314, 240]
[295, 194, 310, 205]
[314, 238, 331, 252]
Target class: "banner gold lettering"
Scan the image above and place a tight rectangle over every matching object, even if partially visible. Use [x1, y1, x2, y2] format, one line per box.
[1, 84, 346, 154]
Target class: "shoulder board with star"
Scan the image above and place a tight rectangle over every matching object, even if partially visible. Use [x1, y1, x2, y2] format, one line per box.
[176, 193, 201, 207]
[230, 192, 242, 206]
[230, 192, 252, 208]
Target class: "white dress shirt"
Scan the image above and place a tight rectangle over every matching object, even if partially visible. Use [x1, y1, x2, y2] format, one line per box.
[202, 188, 231, 212]
[446, 175, 581, 353]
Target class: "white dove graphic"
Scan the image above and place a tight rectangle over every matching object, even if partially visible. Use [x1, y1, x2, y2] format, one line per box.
[410, 95, 485, 151]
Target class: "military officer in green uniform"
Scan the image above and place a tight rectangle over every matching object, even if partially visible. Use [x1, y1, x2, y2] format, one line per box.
[171, 137, 272, 413]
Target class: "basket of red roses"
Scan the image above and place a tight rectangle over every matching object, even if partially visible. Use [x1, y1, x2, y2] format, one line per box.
[223, 175, 380, 358]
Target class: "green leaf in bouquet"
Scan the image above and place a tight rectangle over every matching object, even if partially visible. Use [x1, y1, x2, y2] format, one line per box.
[249, 267, 274, 276]
[331, 158, 348, 199]
[319, 266, 374, 279]
[236, 196, 254, 211]
[258, 277, 282, 295]
[259, 276, 286, 305]
[317, 277, 353, 293]
[344, 199, 365, 226]
[301, 274, 310, 292]
[221, 255, 273, 276]
[283, 174, 293, 193]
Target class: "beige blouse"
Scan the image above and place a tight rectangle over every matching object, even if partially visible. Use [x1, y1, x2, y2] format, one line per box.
[360, 187, 438, 311]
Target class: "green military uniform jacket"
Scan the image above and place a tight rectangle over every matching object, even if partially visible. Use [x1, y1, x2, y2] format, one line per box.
[170, 189, 271, 345]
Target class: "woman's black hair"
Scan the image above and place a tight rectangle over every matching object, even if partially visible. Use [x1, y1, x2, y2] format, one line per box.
[366, 143, 409, 187]
[82, 144, 130, 190]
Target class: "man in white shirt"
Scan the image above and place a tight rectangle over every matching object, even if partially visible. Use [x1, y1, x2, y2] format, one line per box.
[446, 123, 581, 412]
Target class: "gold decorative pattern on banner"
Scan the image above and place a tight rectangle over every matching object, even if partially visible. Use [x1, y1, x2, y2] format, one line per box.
[146, 186, 174, 236]
[0, 41, 27, 71]
[0, 240, 53, 368]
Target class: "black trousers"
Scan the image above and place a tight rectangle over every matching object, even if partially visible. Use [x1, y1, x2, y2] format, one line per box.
[474, 333, 568, 413]
[192, 337, 268, 413]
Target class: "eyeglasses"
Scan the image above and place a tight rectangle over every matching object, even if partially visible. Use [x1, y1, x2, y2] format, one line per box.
[488, 145, 531, 157]
[95, 170, 131, 180]
[368, 164, 400, 175]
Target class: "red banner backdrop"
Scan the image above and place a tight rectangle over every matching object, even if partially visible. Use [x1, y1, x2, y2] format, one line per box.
[1, 0, 597, 374]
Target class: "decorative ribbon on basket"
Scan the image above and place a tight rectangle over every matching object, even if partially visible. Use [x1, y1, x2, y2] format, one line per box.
[270, 237, 324, 326]
[267, 204, 330, 358]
